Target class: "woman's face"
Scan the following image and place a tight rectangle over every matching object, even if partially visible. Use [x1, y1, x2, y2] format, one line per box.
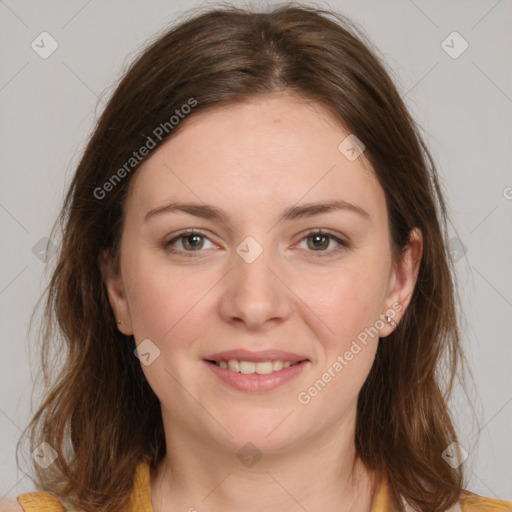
[104, 93, 421, 454]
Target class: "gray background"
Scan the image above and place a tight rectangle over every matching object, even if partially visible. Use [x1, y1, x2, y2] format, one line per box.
[1, 0, 511, 503]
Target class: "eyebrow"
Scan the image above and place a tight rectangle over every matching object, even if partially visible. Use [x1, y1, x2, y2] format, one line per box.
[144, 199, 371, 223]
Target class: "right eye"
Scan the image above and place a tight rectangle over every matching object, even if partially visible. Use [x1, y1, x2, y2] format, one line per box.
[163, 230, 217, 256]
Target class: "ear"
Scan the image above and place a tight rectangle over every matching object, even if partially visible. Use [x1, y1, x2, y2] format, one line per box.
[99, 249, 134, 335]
[380, 227, 423, 337]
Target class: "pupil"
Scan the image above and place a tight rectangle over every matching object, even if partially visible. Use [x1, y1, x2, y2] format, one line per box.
[311, 235, 327, 249]
[186, 234, 202, 249]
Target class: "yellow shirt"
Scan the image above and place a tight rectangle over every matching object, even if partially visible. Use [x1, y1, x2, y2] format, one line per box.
[16, 459, 512, 511]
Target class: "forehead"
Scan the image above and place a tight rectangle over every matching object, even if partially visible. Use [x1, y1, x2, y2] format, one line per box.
[125, 94, 385, 223]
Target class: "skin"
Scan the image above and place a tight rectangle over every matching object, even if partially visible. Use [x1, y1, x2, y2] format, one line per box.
[102, 92, 423, 512]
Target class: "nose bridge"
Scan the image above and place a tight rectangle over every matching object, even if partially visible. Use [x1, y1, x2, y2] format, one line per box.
[218, 234, 290, 328]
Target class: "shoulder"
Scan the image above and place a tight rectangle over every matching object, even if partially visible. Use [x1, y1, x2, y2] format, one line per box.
[460, 489, 512, 511]
[6, 458, 150, 512]
[398, 488, 511, 512]
[1, 491, 66, 512]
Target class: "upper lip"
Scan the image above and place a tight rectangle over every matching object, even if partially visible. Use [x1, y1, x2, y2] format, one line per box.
[205, 349, 309, 364]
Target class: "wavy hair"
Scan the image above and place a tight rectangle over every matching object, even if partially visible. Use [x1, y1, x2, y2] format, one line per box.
[19, 3, 469, 511]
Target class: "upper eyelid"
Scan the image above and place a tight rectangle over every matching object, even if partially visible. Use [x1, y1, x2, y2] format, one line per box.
[165, 228, 219, 245]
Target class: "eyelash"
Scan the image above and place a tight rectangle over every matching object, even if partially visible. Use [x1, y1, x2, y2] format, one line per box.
[162, 229, 349, 258]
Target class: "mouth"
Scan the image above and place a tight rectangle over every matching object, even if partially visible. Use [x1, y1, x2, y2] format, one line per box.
[204, 358, 307, 375]
[203, 358, 310, 393]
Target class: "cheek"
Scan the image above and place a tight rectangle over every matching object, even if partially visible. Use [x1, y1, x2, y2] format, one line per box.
[122, 255, 212, 393]
[122, 250, 211, 341]
[291, 259, 389, 351]
[293, 268, 383, 413]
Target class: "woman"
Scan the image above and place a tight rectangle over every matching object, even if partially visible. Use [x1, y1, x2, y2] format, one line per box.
[4, 4, 511, 512]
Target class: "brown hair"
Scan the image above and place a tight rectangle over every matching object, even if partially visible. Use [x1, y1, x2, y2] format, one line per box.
[19, 3, 469, 511]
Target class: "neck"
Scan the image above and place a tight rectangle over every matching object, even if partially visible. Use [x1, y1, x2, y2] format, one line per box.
[150, 413, 377, 512]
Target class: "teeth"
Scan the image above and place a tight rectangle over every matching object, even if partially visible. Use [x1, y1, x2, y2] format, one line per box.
[240, 361, 256, 374]
[273, 361, 283, 371]
[216, 359, 299, 374]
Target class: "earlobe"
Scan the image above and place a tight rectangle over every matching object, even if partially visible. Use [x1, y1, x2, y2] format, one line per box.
[99, 249, 134, 335]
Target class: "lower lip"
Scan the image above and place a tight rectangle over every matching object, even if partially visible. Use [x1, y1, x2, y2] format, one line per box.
[204, 360, 309, 392]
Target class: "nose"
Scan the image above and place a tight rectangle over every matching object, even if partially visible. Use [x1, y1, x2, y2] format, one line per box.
[218, 241, 293, 331]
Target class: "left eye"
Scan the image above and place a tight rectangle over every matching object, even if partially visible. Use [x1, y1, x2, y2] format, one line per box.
[294, 231, 348, 256]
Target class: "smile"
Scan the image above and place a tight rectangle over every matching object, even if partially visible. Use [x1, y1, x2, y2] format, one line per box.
[209, 359, 300, 374]
[204, 359, 309, 392]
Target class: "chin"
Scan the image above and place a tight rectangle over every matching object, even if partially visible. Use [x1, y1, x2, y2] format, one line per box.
[213, 410, 303, 452]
